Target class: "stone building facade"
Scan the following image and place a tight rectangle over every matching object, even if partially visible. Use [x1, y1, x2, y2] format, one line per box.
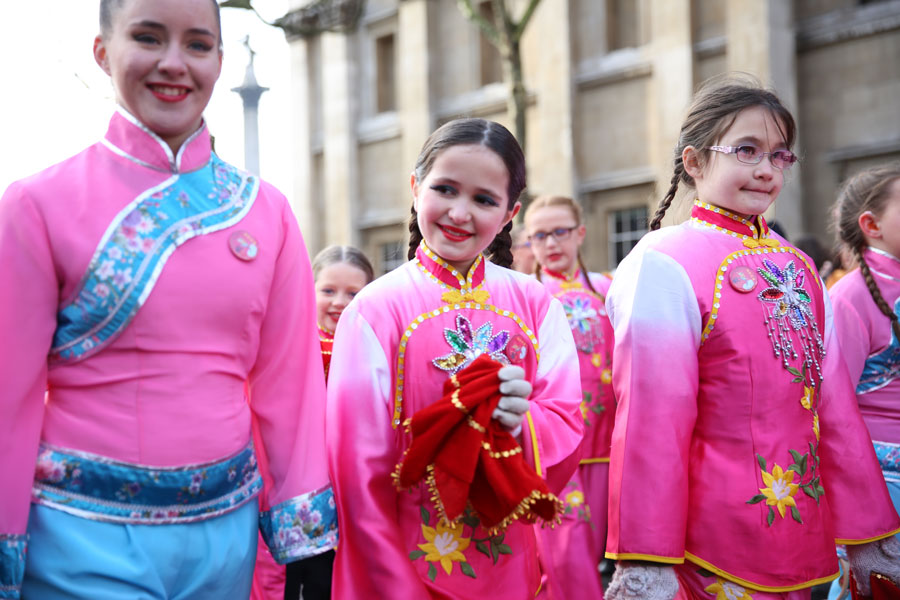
[285, 0, 900, 274]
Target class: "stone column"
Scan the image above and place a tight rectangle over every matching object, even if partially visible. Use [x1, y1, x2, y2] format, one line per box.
[531, 0, 575, 198]
[398, 0, 433, 183]
[287, 37, 317, 248]
[726, 0, 802, 237]
[648, 0, 694, 225]
[321, 30, 359, 247]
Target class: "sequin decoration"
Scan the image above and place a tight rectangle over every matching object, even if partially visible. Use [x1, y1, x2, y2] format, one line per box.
[756, 258, 825, 377]
[561, 295, 603, 354]
[433, 314, 511, 374]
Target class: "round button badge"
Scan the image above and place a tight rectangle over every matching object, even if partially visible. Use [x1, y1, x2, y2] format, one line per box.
[229, 231, 259, 261]
[729, 266, 758, 293]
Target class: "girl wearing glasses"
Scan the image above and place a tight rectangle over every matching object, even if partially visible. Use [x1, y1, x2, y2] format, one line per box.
[524, 195, 613, 599]
[325, 119, 583, 598]
[603, 76, 900, 600]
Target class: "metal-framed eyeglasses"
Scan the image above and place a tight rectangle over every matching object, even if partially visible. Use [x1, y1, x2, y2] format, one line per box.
[707, 145, 798, 170]
[528, 226, 577, 245]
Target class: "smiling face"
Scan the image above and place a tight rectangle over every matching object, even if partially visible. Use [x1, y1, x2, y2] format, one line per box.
[93, 0, 222, 153]
[524, 204, 586, 275]
[686, 105, 789, 219]
[315, 262, 370, 332]
[412, 144, 520, 274]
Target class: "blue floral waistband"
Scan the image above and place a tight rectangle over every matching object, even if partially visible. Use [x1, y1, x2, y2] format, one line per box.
[31, 441, 262, 524]
[874, 440, 900, 483]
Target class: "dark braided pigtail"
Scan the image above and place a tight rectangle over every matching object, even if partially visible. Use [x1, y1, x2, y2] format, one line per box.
[854, 247, 900, 340]
[577, 254, 599, 295]
[487, 221, 514, 268]
[650, 162, 683, 231]
[408, 205, 423, 260]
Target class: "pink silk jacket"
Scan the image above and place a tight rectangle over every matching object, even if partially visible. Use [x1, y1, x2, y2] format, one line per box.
[326, 243, 584, 599]
[605, 200, 900, 592]
[0, 110, 334, 589]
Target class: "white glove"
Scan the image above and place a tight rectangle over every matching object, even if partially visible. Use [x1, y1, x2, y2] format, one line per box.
[492, 365, 531, 434]
[606, 563, 679, 600]
[848, 536, 900, 596]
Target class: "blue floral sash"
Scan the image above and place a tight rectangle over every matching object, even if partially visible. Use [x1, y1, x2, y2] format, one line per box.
[50, 155, 258, 364]
[874, 440, 900, 484]
[31, 441, 262, 524]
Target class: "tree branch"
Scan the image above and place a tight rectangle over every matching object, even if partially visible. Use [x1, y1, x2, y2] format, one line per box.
[513, 0, 542, 42]
[456, 0, 501, 47]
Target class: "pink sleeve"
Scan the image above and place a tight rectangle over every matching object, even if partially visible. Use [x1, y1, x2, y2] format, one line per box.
[604, 247, 701, 562]
[817, 292, 900, 543]
[326, 306, 430, 598]
[251, 196, 335, 562]
[829, 287, 871, 385]
[0, 182, 56, 586]
[523, 298, 585, 493]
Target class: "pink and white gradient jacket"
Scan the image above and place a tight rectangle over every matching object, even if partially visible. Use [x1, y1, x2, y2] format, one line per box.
[604, 200, 900, 593]
[538, 268, 615, 462]
[0, 109, 333, 589]
[829, 247, 900, 445]
[326, 243, 584, 599]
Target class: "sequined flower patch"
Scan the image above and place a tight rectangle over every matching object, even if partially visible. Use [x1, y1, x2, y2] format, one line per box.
[757, 259, 813, 330]
[433, 314, 510, 374]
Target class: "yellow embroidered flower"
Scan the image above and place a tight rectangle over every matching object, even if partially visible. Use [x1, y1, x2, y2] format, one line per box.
[601, 369, 612, 384]
[591, 353, 602, 368]
[418, 521, 471, 575]
[813, 413, 820, 441]
[760, 464, 799, 518]
[800, 386, 813, 410]
[704, 578, 754, 600]
[579, 400, 589, 420]
[565, 490, 585, 508]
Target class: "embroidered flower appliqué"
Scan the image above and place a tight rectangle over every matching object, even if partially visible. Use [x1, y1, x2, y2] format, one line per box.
[433, 314, 510, 374]
[757, 259, 813, 330]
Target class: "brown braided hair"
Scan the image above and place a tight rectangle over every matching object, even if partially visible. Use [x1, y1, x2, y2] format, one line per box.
[524, 194, 599, 295]
[407, 118, 526, 268]
[833, 163, 900, 340]
[651, 74, 797, 230]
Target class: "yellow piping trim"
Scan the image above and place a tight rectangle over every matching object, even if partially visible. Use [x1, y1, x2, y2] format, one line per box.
[604, 551, 683, 564]
[700, 246, 819, 347]
[526, 411, 542, 477]
[836, 525, 900, 545]
[684, 552, 838, 592]
[579, 458, 610, 464]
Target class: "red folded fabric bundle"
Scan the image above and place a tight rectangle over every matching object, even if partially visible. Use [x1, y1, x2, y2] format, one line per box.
[394, 354, 561, 533]
[850, 572, 900, 600]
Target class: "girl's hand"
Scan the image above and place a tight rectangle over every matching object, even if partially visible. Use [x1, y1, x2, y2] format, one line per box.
[492, 365, 532, 434]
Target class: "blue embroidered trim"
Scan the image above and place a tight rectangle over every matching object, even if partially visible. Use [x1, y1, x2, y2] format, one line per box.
[874, 440, 900, 484]
[260, 485, 338, 564]
[31, 442, 262, 524]
[50, 154, 259, 364]
[0, 534, 26, 599]
[857, 298, 900, 394]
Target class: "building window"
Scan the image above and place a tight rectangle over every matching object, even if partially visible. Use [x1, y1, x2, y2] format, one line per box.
[375, 33, 396, 113]
[380, 240, 405, 274]
[479, 1, 503, 86]
[607, 0, 640, 51]
[608, 206, 647, 267]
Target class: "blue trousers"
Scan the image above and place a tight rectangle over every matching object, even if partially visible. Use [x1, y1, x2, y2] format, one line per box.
[22, 500, 258, 599]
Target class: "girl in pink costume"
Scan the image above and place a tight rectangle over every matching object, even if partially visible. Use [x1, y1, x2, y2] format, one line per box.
[828, 163, 900, 598]
[326, 118, 584, 599]
[603, 77, 900, 600]
[0, 1, 334, 598]
[525, 194, 613, 599]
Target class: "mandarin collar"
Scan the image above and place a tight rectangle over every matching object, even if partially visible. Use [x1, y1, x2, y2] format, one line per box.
[101, 107, 211, 174]
[415, 241, 486, 292]
[542, 267, 580, 282]
[319, 325, 335, 341]
[690, 199, 773, 241]
[866, 247, 900, 282]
